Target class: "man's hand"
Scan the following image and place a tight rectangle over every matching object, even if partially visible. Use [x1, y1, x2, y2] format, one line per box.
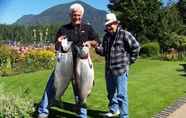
[57, 36, 65, 42]
[84, 40, 98, 48]
[83, 41, 91, 48]
[95, 44, 104, 56]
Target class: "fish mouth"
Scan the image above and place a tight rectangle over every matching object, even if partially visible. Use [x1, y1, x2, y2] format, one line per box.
[79, 54, 89, 59]
[61, 48, 70, 53]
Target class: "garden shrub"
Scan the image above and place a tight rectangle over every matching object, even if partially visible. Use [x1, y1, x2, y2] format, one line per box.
[160, 34, 186, 61]
[140, 42, 160, 58]
[0, 95, 35, 118]
[0, 44, 105, 76]
[0, 45, 16, 76]
[160, 48, 178, 61]
[0, 44, 56, 76]
[25, 49, 55, 71]
[0, 84, 35, 118]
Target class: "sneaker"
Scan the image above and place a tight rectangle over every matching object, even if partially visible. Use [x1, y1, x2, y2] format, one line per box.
[37, 114, 48, 118]
[38, 116, 48, 118]
[104, 110, 120, 117]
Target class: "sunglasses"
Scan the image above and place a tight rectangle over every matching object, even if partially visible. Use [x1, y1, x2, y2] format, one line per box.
[106, 23, 113, 27]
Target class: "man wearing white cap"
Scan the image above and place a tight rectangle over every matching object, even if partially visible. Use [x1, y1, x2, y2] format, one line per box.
[96, 13, 140, 118]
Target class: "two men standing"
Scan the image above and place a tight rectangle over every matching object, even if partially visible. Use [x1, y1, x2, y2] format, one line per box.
[38, 3, 140, 118]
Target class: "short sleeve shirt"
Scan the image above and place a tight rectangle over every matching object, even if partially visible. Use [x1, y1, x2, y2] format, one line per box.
[55, 23, 99, 50]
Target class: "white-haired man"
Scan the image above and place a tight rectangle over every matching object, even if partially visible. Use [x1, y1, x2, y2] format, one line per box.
[96, 13, 140, 118]
[38, 3, 99, 118]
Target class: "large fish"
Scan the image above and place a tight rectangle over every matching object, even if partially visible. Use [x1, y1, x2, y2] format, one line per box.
[76, 45, 94, 104]
[54, 37, 73, 100]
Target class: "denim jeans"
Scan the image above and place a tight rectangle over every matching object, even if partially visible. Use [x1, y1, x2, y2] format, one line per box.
[38, 70, 56, 117]
[38, 70, 87, 118]
[106, 71, 128, 118]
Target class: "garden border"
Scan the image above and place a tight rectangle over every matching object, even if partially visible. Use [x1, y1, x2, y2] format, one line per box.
[153, 96, 186, 118]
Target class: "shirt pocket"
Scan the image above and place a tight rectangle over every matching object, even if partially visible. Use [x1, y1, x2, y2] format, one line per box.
[114, 40, 124, 52]
[80, 30, 88, 42]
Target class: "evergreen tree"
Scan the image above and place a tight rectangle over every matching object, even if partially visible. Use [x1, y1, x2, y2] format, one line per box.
[108, 0, 162, 43]
[177, 0, 186, 24]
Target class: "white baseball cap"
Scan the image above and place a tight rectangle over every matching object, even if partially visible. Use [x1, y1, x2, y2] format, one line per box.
[105, 13, 118, 25]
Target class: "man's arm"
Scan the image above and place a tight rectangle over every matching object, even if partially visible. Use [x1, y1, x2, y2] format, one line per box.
[84, 40, 98, 48]
[87, 24, 101, 47]
[95, 35, 106, 56]
[54, 28, 63, 51]
[95, 44, 105, 56]
[124, 31, 140, 64]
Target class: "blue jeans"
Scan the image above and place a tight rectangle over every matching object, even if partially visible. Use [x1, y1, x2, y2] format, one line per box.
[38, 70, 56, 117]
[106, 71, 128, 118]
[38, 70, 87, 118]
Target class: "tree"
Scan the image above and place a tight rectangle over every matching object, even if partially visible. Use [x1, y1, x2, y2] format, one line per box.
[0, 24, 60, 45]
[107, 0, 185, 50]
[177, 0, 186, 24]
[108, 0, 162, 44]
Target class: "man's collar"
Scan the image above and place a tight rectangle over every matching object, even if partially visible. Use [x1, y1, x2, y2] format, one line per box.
[71, 22, 81, 26]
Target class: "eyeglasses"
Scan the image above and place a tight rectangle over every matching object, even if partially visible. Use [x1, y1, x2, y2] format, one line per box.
[106, 23, 113, 28]
[106, 21, 117, 28]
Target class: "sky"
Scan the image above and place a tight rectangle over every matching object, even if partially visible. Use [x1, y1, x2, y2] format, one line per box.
[0, 0, 176, 24]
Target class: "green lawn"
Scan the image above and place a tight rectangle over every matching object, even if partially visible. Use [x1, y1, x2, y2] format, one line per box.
[0, 59, 186, 118]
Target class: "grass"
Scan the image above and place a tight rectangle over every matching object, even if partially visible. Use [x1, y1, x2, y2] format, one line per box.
[0, 59, 186, 118]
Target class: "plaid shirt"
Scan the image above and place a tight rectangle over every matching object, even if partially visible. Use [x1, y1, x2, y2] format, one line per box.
[96, 25, 140, 75]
